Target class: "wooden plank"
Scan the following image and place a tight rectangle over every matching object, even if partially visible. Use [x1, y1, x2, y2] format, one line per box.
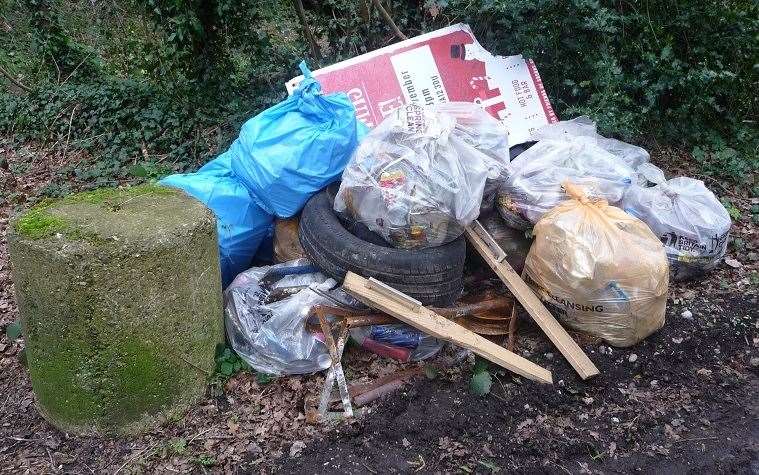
[465, 222, 600, 380]
[342, 272, 553, 385]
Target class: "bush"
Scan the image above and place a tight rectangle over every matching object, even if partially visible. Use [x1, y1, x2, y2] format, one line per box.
[444, 1, 757, 143]
[0, 0, 756, 188]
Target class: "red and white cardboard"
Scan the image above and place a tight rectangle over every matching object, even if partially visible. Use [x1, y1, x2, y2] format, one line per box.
[286, 24, 558, 145]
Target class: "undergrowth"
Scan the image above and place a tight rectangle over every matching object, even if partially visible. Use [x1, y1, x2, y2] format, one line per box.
[0, 0, 756, 195]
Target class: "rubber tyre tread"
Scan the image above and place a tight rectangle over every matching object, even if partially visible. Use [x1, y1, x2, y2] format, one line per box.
[299, 190, 465, 306]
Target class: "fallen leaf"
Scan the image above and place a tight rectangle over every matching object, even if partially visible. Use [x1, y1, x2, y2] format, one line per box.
[724, 258, 742, 268]
[289, 441, 306, 458]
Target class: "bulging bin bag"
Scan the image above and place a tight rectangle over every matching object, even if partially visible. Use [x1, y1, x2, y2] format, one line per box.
[622, 163, 731, 281]
[524, 182, 669, 347]
[161, 152, 272, 287]
[335, 102, 510, 249]
[224, 259, 338, 375]
[497, 118, 642, 230]
[532, 116, 650, 170]
[161, 61, 364, 286]
[232, 62, 366, 218]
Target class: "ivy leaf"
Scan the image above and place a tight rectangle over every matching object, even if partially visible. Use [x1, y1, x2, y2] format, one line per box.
[6, 321, 22, 340]
[220, 361, 234, 376]
[424, 364, 439, 380]
[129, 164, 148, 178]
[470, 371, 492, 397]
[473, 355, 489, 373]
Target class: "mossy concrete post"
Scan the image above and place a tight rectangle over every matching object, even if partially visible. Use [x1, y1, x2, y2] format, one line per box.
[8, 185, 224, 435]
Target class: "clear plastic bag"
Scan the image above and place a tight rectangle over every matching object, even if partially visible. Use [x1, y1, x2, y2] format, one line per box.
[224, 259, 341, 375]
[350, 324, 443, 362]
[497, 117, 643, 230]
[524, 182, 669, 347]
[335, 102, 509, 249]
[622, 163, 731, 280]
[532, 116, 650, 170]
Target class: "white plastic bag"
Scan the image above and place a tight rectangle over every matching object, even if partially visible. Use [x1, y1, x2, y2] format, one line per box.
[498, 137, 635, 230]
[497, 122, 637, 229]
[623, 163, 731, 280]
[335, 103, 509, 249]
[224, 259, 348, 375]
[525, 182, 669, 347]
[532, 116, 650, 169]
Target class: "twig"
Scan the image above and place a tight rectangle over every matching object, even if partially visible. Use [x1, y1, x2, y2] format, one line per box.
[61, 51, 94, 86]
[362, 462, 378, 474]
[292, 0, 322, 60]
[49, 52, 61, 84]
[6, 436, 37, 442]
[46, 447, 55, 470]
[62, 104, 79, 161]
[113, 443, 156, 475]
[371, 0, 407, 40]
[0, 393, 11, 412]
[0, 64, 31, 92]
[186, 427, 215, 446]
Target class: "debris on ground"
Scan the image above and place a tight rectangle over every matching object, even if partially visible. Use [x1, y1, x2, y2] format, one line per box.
[273, 217, 307, 263]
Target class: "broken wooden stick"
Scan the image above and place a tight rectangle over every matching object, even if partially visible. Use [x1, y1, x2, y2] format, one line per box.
[465, 220, 600, 380]
[342, 272, 552, 384]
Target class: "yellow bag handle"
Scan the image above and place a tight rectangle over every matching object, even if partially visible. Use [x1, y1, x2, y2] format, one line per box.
[562, 181, 590, 204]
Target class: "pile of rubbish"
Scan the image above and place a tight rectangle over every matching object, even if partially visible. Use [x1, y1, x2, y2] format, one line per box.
[160, 24, 732, 414]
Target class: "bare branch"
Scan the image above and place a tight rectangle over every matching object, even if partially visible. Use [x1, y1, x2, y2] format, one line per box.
[0, 64, 31, 92]
[372, 0, 408, 40]
[292, 0, 322, 61]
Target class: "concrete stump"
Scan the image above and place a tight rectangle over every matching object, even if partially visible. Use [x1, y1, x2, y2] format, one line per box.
[9, 185, 224, 435]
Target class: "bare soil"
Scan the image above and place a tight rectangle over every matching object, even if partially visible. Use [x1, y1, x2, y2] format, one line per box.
[277, 292, 759, 474]
[1, 140, 757, 473]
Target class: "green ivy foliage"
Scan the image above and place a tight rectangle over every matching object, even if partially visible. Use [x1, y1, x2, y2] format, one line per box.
[0, 0, 756, 190]
[0, 79, 237, 174]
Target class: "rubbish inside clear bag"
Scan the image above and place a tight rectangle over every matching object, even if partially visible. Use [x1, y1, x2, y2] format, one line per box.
[497, 117, 644, 230]
[623, 163, 731, 280]
[335, 102, 510, 249]
[524, 182, 669, 347]
[224, 259, 357, 375]
[532, 116, 650, 170]
[350, 324, 444, 362]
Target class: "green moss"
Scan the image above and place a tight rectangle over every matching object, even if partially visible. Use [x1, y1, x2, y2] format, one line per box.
[13, 184, 178, 240]
[13, 207, 68, 239]
[61, 183, 176, 207]
[106, 338, 176, 424]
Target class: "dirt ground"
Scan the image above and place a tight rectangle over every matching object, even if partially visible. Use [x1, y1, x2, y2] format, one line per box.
[1, 139, 757, 473]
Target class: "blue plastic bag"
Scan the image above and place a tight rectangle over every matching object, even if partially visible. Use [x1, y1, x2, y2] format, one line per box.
[231, 62, 366, 217]
[161, 62, 363, 287]
[161, 152, 273, 287]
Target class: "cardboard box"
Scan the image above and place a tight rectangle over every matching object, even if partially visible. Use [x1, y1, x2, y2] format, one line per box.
[286, 24, 558, 145]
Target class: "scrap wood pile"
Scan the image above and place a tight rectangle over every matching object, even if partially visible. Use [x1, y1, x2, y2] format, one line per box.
[8, 24, 733, 433]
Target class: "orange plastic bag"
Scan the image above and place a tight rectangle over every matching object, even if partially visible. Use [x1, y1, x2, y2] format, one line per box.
[273, 217, 306, 263]
[524, 182, 669, 347]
